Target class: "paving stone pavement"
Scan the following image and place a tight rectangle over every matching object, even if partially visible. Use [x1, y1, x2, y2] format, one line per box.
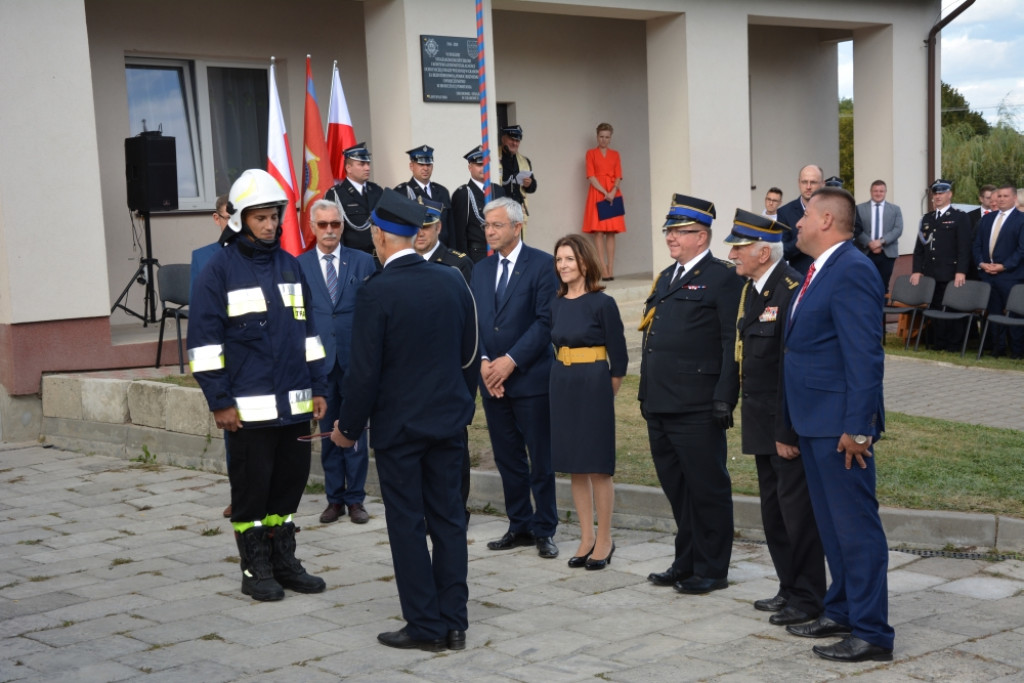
[3, 443, 1024, 682]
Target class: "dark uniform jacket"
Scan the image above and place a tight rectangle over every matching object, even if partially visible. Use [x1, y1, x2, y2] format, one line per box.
[913, 207, 972, 282]
[394, 179, 453, 247]
[188, 238, 328, 426]
[451, 180, 504, 262]
[738, 262, 801, 454]
[325, 179, 384, 256]
[499, 148, 536, 211]
[428, 244, 473, 284]
[638, 252, 744, 414]
[337, 254, 479, 450]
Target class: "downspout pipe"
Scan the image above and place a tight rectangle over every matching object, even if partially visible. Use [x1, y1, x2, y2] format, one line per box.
[926, 0, 975, 188]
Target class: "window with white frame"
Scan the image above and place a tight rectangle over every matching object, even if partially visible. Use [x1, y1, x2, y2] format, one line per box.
[125, 57, 269, 210]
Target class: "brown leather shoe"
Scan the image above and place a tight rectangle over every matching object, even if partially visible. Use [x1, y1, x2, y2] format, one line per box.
[222, 504, 232, 518]
[348, 502, 370, 524]
[319, 503, 345, 524]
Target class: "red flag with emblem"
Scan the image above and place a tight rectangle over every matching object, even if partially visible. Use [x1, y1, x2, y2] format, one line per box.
[301, 55, 334, 249]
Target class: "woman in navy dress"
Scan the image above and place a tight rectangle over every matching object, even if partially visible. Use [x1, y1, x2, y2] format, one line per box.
[549, 234, 628, 570]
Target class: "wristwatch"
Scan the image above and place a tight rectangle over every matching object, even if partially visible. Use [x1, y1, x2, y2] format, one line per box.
[852, 434, 870, 445]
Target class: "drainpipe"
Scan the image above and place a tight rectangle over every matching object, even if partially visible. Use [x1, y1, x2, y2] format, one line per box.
[926, 0, 975, 187]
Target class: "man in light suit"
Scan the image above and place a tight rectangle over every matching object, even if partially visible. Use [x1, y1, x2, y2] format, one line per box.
[469, 196, 560, 559]
[782, 186, 893, 663]
[855, 180, 903, 295]
[298, 199, 376, 524]
[974, 183, 1024, 358]
[332, 189, 479, 652]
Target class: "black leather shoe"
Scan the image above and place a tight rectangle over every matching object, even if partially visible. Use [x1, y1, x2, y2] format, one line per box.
[585, 543, 615, 570]
[486, 531, 534, 551]
[753, 594, 787, 612]
[673, 576, 728, 594]
[769, 606, 815, 626]
[813, 635, 893, 662]
[446, 630, 466, 650]
[535, 536, 559, 559]
[377, 628, 446, 652]
[786, 616, 852, 639]
[567, 544, 595, 568]
[647, 566, 689, 586]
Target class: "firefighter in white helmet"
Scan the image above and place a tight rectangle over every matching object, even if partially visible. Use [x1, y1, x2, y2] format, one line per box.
[188, 168, 328, 601]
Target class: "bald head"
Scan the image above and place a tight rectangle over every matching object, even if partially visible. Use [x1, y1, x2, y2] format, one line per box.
[798, 165, 824, 202]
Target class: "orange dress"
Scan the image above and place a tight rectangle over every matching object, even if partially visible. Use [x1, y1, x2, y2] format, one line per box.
[582, 147, 626, 233]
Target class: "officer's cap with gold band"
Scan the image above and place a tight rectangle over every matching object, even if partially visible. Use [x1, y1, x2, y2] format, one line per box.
[723, 209, 791, 246]
[406, 145, 434, 164]
[343, 142, 372, 162]
[501, 124, 523, 140]
[463, 145, 485, 163]
[372, 189, 426, 237]
[418, 196, 443, 226]
[663, 193, 716, 228]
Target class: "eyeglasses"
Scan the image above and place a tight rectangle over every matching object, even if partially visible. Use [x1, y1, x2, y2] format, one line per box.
[482, 221, 510, 230]
[662, 228, 703, 237]
[314, 220, 342, 229]
[215, 213, 230, 221]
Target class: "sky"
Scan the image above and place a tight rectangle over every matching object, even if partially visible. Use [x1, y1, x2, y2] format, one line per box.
[837, 0, 1024, 127]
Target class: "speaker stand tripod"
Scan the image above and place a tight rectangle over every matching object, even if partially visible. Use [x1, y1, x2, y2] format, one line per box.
[111, 211, 159, 325]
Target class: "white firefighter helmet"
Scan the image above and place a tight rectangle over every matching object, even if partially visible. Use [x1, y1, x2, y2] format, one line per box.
[226, 169, 289, 233]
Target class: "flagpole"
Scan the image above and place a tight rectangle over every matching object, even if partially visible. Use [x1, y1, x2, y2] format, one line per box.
[476, 0, 491, 204]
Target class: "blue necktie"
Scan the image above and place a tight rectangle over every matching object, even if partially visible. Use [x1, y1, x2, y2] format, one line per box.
[874, 203, 881, 241]
[495, 258, 510, 307]
[324, 254, 338, 304]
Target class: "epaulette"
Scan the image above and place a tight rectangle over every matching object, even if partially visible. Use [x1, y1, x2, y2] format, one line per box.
[714, 258, 736, 269]
[449, 249, 467, 259]
[783, 276, 800, 290]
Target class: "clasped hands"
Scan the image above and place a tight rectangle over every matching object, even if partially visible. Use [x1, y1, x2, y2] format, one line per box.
[481, 356, 515, 398]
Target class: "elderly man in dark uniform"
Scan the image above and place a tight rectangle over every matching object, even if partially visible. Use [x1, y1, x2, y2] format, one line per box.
[641, 194, 744, 595]
[324, 142, 384, 259]
[910, 179, 972, 351]
[452, 145, 504, 263]
[499, 125, 536, 218]
[331, 189, 479, 652]
[726, 209, 825, 626]
[393, 145, 454, 247]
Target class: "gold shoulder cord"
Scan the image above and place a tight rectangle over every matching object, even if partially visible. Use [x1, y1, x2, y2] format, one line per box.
[637, 276, 660, 332]
[734, 280, 751, 387]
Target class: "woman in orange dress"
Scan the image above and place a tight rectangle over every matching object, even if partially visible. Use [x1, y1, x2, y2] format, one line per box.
[582, 122, 626, 280]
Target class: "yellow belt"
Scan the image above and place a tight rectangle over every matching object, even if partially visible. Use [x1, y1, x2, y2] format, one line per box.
[556, 345, 607, 366]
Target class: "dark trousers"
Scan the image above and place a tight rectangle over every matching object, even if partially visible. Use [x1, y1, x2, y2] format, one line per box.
[928, 280, 964, 350]
[319, 365, 369, 505]
[227, 422, 310, 523]
[982, 274, 1024, 355]
[799, 436, 894, 650]
[755, 453, 826, 615]
[867, 252, 895, 296]
[481, 393, 558, 537]
[375, 436, 468, 641]
[646, 410, 733, 579]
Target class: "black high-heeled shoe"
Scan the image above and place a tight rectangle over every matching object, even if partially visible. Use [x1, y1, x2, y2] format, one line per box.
[585, 543, 615, 571]
[567, 543, 596, 568]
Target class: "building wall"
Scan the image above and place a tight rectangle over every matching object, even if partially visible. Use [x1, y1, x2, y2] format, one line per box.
[83, 0, 372, 325]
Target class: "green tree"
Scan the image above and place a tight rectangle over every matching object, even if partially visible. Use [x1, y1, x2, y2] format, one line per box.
[942, 120, 1024, 203]
[838, 97, 854, 193]
[942, 82, 990, 137]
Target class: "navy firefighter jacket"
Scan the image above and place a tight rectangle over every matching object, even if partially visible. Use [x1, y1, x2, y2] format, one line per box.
[187, 237, 328, 427]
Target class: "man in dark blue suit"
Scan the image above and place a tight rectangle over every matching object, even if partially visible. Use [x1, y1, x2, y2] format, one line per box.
[974, 183, 1024, 358]
[469, 196, 560, 559]
[298, 199, 376, 524]
[332, 189, 479, 652]
[777, 164, 823, 275]
[781, 186, 893, 663]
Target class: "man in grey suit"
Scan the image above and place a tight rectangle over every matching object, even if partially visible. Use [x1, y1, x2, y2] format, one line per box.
[855, 180, 903, 295]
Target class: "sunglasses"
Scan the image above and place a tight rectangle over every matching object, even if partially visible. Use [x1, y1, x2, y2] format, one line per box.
[314, 220, 342, 229]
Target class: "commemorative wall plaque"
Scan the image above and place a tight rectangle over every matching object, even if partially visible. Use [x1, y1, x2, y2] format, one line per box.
[420, 35, 479, 103]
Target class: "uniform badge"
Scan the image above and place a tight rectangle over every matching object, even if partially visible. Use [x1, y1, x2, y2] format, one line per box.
[684, 285, 706, 290]
[759, 306, 778, 322]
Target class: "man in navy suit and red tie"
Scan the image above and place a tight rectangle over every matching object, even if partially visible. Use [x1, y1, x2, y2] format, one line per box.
[298, 199, 376, 525]
[469, 196, 560, 559]
[974, 183, 1024, 358]
[781, 186, 893, 663]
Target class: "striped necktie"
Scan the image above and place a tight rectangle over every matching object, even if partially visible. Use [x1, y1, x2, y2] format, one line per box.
[324, 254, 338, 304]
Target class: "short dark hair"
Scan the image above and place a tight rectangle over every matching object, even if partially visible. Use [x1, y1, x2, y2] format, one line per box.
[871, 179, 887, 189]
[767, 187, 783, 197]
[216, 194, 229, 212]
[596, 122, 613, 134]
[979, 184, 997, 194]
[998, 182, 1017, 193]
[553, 234, 605, 297]
[811, 187, 856, 235]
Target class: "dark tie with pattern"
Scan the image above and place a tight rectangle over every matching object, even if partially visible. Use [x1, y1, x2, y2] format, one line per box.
[324, 254, 338, 304]
[874, 203, 882, 241]
[495, 258, 510, 307]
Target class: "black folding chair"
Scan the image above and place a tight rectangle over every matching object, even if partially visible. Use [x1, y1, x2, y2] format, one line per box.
[884, 274, 935, 349]
[155, 264, 191, 373]
[977, 283, 1024, 359]
[915, 280, 990, 358]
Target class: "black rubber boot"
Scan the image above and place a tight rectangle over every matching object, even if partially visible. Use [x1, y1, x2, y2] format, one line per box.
[270, 522, 326, 593]
[236, 527, 285, 601]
